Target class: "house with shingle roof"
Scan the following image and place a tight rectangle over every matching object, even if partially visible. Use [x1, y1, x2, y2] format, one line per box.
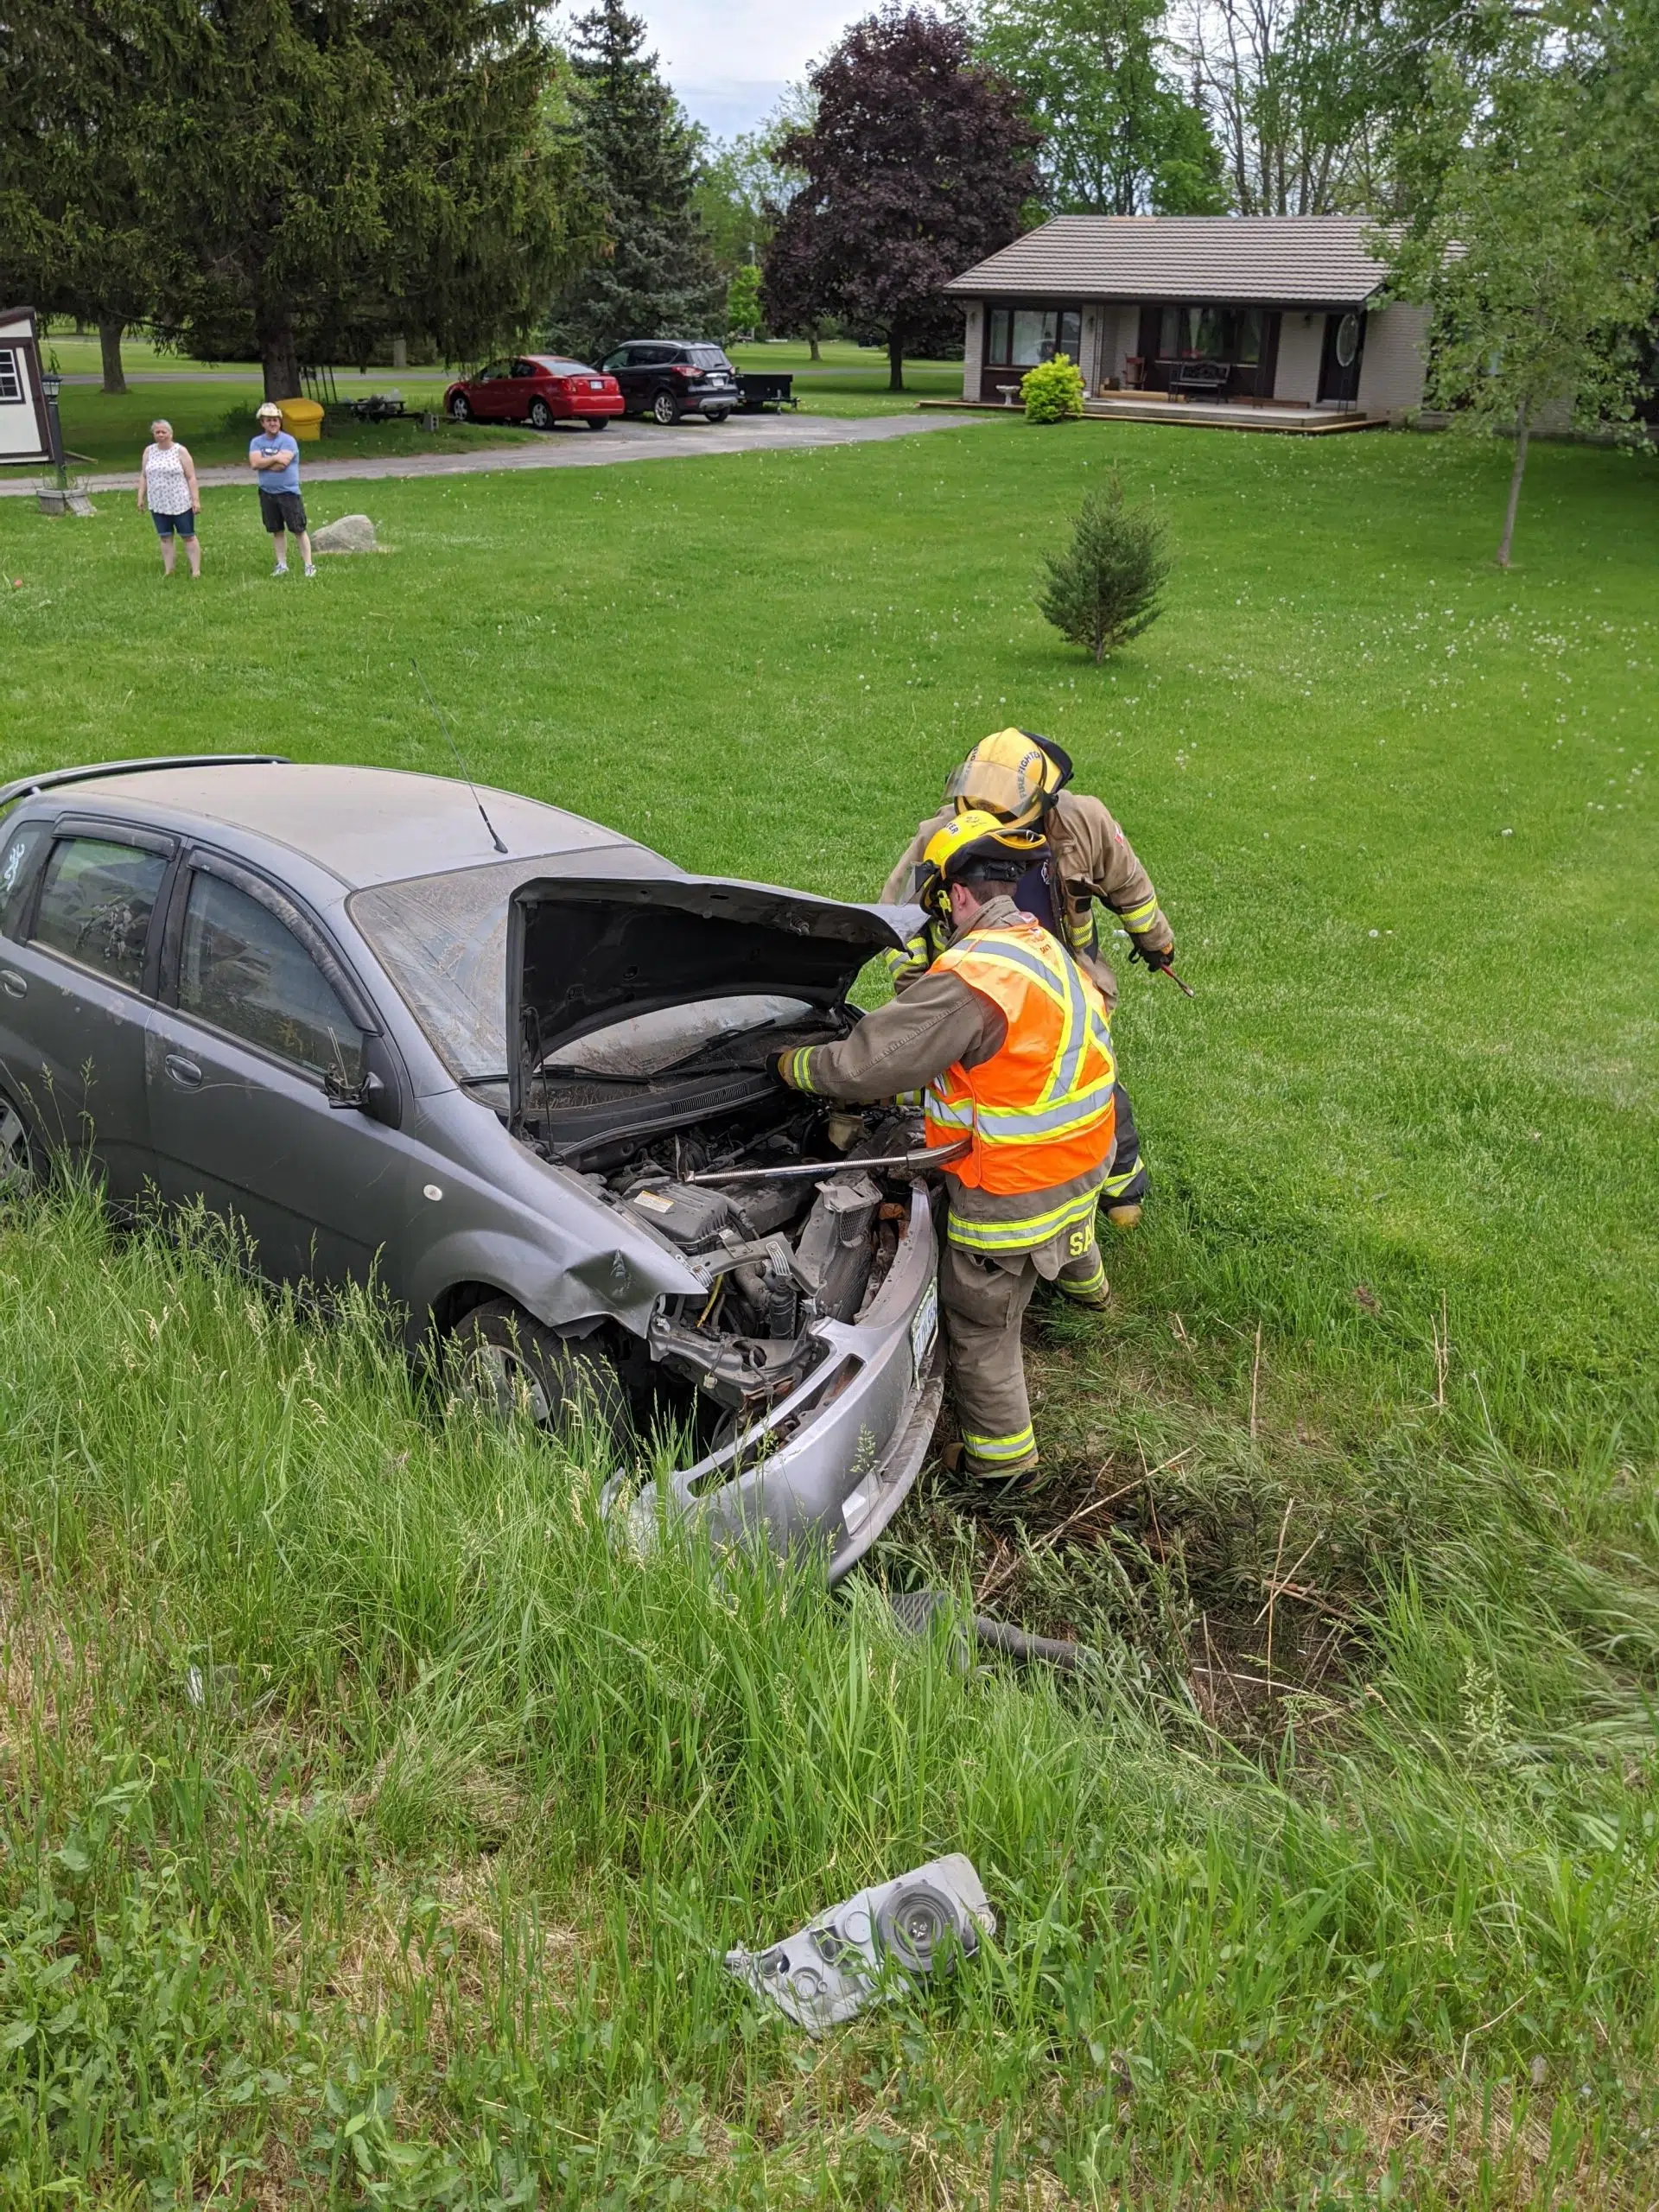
[945, 216, 1428, 422]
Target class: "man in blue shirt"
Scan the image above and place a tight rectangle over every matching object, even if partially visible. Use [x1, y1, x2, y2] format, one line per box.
[248, 402, 315, 577]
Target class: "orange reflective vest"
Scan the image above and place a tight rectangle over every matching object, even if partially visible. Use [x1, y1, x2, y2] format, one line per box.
[923, 918, 1116, 1195]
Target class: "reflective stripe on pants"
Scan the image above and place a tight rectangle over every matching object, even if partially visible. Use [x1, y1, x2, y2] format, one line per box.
[1103, 1080, 1147, 1206]
[939, 1240, 1041, 1478]
[1056, 1237, 1107, 1300]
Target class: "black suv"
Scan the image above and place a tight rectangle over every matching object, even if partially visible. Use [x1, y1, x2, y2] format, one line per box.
[600, 340, 739, 425]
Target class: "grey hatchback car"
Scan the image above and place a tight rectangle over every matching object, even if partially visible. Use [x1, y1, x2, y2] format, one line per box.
[0, 757, 944, 1580]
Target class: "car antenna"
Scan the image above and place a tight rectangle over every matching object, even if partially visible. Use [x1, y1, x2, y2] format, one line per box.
[411, 658, 507, 854]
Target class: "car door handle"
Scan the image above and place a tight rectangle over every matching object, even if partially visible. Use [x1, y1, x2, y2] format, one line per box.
[0, 969, 25, 999]
[164, 1053, 203, 1089]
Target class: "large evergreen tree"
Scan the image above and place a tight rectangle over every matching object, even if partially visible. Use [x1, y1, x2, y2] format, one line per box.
[544, 0, 724, 364]
[0, 2, 159, 391]
[5, 0, 582, 400]
[762, 9, 1039, 391]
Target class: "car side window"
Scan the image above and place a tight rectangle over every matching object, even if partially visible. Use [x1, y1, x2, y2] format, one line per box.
[477, 361, 506, 382]
[32, 836, 168, 989]
[512, 360, 537, 378]
[0, 821, 48, 939]
[178, 870, 365, 1084]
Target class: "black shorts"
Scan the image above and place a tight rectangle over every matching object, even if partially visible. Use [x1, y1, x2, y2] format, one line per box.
[258, 488, 308, 535]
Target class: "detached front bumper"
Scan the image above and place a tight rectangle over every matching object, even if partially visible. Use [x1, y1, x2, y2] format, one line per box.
[632, 1179, 942, 1579]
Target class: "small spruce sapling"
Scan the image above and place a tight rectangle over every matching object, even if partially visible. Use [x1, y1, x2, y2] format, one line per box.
[1021, 353, 1085, 422]
[1036, 474, 1169, 664]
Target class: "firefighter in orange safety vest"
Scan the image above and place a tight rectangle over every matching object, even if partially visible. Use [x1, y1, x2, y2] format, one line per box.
[772, 812, 1117, 1489]
[880, 729, 1176, 1229]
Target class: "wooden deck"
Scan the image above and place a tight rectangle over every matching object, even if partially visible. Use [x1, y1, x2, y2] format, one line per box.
[922, 396, 1389, 435]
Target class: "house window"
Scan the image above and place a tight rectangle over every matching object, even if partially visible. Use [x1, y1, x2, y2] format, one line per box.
[987, 307, 1082, 366]
[1155, 306, 1264, 361]
[0, 349, 22, 404]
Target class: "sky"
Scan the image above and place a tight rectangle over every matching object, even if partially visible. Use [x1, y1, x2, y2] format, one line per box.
[621, 0, 870, 140]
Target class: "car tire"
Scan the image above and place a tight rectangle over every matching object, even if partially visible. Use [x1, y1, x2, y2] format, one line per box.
[448, 394, 472, 423]
[528, 397, 552, 430]
[449, 1297, 630, 1452]
[0, 1090, 40, 1201]
[705, 410, 731, 425]
[582, 417, 611, 431]
[651, 388, 683, 426]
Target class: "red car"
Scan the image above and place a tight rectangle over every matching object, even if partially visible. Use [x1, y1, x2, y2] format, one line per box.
[443, 355, 624, 431]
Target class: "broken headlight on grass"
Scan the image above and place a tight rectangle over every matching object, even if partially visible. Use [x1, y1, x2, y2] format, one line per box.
[725, 1854, 995, 2036]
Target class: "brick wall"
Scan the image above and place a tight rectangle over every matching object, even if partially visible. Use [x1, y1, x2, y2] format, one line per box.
[1357, 305, 1429, 417]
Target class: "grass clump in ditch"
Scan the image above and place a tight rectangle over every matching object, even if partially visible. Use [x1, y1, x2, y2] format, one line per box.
[3, 1187, 1658, 2207]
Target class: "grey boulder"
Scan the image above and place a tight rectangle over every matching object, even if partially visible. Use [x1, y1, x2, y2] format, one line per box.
[312, 513, 377, 555]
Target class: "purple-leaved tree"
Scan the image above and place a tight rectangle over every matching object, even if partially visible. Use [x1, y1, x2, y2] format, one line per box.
[762, 9, 1039, 392]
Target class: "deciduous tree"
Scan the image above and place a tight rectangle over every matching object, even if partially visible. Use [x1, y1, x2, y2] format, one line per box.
[761, 9, 1039, 392]
[969, 0, 1226, 214]
[1387, 23, 1658, 565]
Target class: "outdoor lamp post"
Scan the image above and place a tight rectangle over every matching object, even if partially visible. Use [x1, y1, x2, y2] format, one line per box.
[39, 364, 68, 493]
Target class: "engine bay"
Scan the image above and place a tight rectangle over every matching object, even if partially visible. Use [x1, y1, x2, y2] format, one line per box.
[514, 1019, 925, 1446]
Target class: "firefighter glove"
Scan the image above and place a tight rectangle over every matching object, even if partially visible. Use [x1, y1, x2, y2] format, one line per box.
[1128, 934, 1175, 972]
[769, 1046, 817, 1092]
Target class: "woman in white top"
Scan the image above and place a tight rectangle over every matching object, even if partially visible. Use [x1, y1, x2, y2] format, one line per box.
[135, 420, 202, 576]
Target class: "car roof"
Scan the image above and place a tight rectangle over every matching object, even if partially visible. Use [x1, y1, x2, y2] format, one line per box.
[524, 354, 596, 372]
[36, 761, 642, 891]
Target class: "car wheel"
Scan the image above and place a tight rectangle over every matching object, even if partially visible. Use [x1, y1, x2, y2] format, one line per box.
[449, 1297, 630, 1452]
[651, 388, 683, 426]
[0, 1091, 39, 1201]
[529, 397, 552, 430]
[582, 417, 611, 431]
[448, 394, 472, 423]
[705, 410, 731, 425]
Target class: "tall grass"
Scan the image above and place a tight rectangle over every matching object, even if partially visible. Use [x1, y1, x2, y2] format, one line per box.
[3, 1190, 1656, 2205]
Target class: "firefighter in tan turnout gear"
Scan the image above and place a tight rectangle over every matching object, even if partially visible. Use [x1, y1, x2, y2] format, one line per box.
[881, 730, 1176, 1227]
[773, 812, 1117, 1484]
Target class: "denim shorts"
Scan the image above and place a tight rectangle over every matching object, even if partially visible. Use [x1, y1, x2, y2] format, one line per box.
[258, 488, 308, 535]
[151, 508, 197, 538]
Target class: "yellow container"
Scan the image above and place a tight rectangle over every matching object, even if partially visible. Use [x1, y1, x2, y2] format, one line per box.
[276, 397, 325, 442]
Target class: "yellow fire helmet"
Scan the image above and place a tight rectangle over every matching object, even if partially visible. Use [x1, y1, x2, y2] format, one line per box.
[915, 807, 1045, 924]
[944, 728, 1074, 835]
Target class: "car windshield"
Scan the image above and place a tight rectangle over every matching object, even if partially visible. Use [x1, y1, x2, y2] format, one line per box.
[351, 864, 817, 1084]
[544, 995, 812, 1079]
[536, 359, 593, 376]
[351, 858, 557, 1079]
[687, 346, 731, 370]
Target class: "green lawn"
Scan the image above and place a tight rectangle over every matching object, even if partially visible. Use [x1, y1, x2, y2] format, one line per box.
[1, 419, 1656, 2205]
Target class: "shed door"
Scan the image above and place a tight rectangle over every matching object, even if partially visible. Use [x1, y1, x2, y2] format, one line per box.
[1318, 312, 1366, 403]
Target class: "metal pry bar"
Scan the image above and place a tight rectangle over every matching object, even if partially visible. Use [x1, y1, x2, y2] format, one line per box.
[683, 1139, 969, 1187]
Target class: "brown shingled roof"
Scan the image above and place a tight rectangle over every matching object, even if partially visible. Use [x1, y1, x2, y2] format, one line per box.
[947, 216, 1393, 306]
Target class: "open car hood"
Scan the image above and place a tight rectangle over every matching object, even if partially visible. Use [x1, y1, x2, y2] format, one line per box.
[507, 874, 911, 1124]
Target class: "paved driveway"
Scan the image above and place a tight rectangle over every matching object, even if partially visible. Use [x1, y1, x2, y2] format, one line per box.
[2, 410, 998, 499]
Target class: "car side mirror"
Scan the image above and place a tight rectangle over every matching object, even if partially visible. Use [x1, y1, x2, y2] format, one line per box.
[324, 1034, 403, 1128]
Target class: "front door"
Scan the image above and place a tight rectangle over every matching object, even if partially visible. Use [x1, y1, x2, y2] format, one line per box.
[1318, 311, 1366, 403]
[144, 855, 416, 1290]
[0, 824, 173, 1199]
